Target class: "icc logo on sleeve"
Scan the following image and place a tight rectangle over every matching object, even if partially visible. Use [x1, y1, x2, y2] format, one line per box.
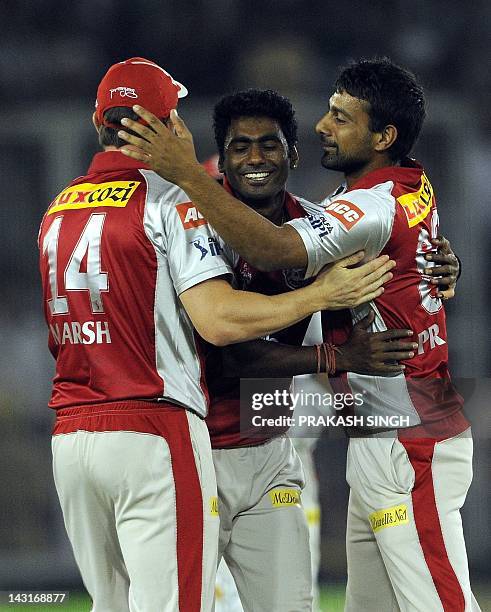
[324, 200, 365, 230]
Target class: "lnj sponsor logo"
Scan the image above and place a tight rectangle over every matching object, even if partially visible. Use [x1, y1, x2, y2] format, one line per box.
[397, 173, 434, 227]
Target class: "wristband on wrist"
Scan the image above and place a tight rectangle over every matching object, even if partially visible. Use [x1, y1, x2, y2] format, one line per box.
[322, 342, 340, 375]
[315, 344, 321, 374]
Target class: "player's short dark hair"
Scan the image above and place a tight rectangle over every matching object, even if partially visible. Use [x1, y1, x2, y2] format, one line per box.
[98, 107, 167, 149]
[334, 58, 426, 160]
[98, 107, 140, 148]
[213, 89, 298, 161]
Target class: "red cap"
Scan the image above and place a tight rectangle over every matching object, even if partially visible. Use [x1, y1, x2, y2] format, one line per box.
[95, 57, 188, 127]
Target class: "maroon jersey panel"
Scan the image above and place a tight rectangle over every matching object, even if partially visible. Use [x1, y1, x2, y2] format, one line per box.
[206, 191, 310, 448]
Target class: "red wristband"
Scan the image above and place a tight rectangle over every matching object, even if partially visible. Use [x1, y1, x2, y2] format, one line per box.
[315, 344, 321, 374]
[322, 342, 339, 375]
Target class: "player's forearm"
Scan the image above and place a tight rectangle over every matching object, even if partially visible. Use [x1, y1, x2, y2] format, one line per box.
[178, 166, 307, 271]
[212, 285, 324, 346]
[221, 340, 318, 377]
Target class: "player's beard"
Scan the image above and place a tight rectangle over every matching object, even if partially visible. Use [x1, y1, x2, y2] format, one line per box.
[321, 147, 371, 175]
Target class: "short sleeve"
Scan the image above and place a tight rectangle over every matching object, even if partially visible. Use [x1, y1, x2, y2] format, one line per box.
[164, 202, 234, 295]
[215, 233, 240, 269]
[286, 186, 395, 278]
[141, 170, 233, 295]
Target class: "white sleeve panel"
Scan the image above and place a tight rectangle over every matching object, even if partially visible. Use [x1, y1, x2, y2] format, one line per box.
[286, 183, 396, 279]
[141, 170, 233, 295]
[215, 233, 240, 269]
[163, 209, 233, 295]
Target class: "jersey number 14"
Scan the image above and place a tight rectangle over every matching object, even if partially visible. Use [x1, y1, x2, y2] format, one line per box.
[42, 214, 108, 315]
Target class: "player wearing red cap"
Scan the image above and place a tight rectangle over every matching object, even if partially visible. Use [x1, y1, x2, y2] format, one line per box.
[39, 58, 396, 612]
[94, 57, 189, 128]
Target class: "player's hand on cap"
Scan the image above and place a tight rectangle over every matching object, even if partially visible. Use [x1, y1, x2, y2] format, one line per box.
[118, 106, 199, 184]
[424, 235, 460, 300]
[311, 251, 395, 310]
[335, 311, 417, 375]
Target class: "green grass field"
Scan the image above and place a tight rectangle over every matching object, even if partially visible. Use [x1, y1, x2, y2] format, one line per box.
[2, 590, 341, 611]
[319, 585, 345, 611]
[0, 594, 89, 612]
[0, 585, 489, 611]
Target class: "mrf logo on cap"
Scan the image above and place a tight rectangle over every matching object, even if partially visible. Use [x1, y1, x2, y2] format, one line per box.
[109, 86, 138, 100]
[95, 57, 188, 127]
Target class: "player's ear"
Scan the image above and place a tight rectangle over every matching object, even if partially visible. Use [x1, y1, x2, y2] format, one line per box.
[289, 145, 299, 169]
[374, 124, 398, 154]
[217, 156, 225, 173]
[92, 112, 101, 133]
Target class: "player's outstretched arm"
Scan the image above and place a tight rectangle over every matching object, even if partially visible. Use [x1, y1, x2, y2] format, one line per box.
[221, 313, 416, 378]
[118, 106, 308, 271]
[180, 277, 320, 346]
[220, 339, 319, 377]
[424, 235, 460, 300]
[180, 253, 394, 346]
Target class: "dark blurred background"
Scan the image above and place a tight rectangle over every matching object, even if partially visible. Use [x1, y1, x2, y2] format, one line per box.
[0, 0, 489, 603]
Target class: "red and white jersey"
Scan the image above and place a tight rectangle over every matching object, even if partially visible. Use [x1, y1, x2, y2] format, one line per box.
[38, 151, 232, 416]
[287, 159, 467, 434]
[205, 188, 311, 448]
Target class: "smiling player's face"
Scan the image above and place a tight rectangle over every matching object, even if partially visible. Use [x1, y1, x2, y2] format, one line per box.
[221, 116, 291, 204]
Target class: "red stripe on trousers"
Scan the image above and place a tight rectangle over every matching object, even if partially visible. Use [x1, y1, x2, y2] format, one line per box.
[401, 438, 465, 612]
[54, 402, 204, 611]
[167, 413, 204, 612]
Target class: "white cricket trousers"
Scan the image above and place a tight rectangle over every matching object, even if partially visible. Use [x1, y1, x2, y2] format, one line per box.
[345, 428, 481, 612]
[293, 438, 321, 612]
[52, 401, 219, 612]
[214, 438, 321, 612]
[213, 435, 312, 612]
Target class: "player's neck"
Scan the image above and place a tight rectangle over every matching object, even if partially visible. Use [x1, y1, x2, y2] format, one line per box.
[241, 190, 287, 225]
[103, 145, 140, 153]
[345, 155, 397, 188]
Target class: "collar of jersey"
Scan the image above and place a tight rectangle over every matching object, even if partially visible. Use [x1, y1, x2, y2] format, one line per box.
[87, 151, 151, 175]
[347, 157, 424, 192]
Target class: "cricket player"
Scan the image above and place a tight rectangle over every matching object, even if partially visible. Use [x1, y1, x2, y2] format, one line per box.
[38, 58, 395, 612]
[204, 90, 419, 612]
[204, 91, 458, 612]
[119, 58, 478, 611]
